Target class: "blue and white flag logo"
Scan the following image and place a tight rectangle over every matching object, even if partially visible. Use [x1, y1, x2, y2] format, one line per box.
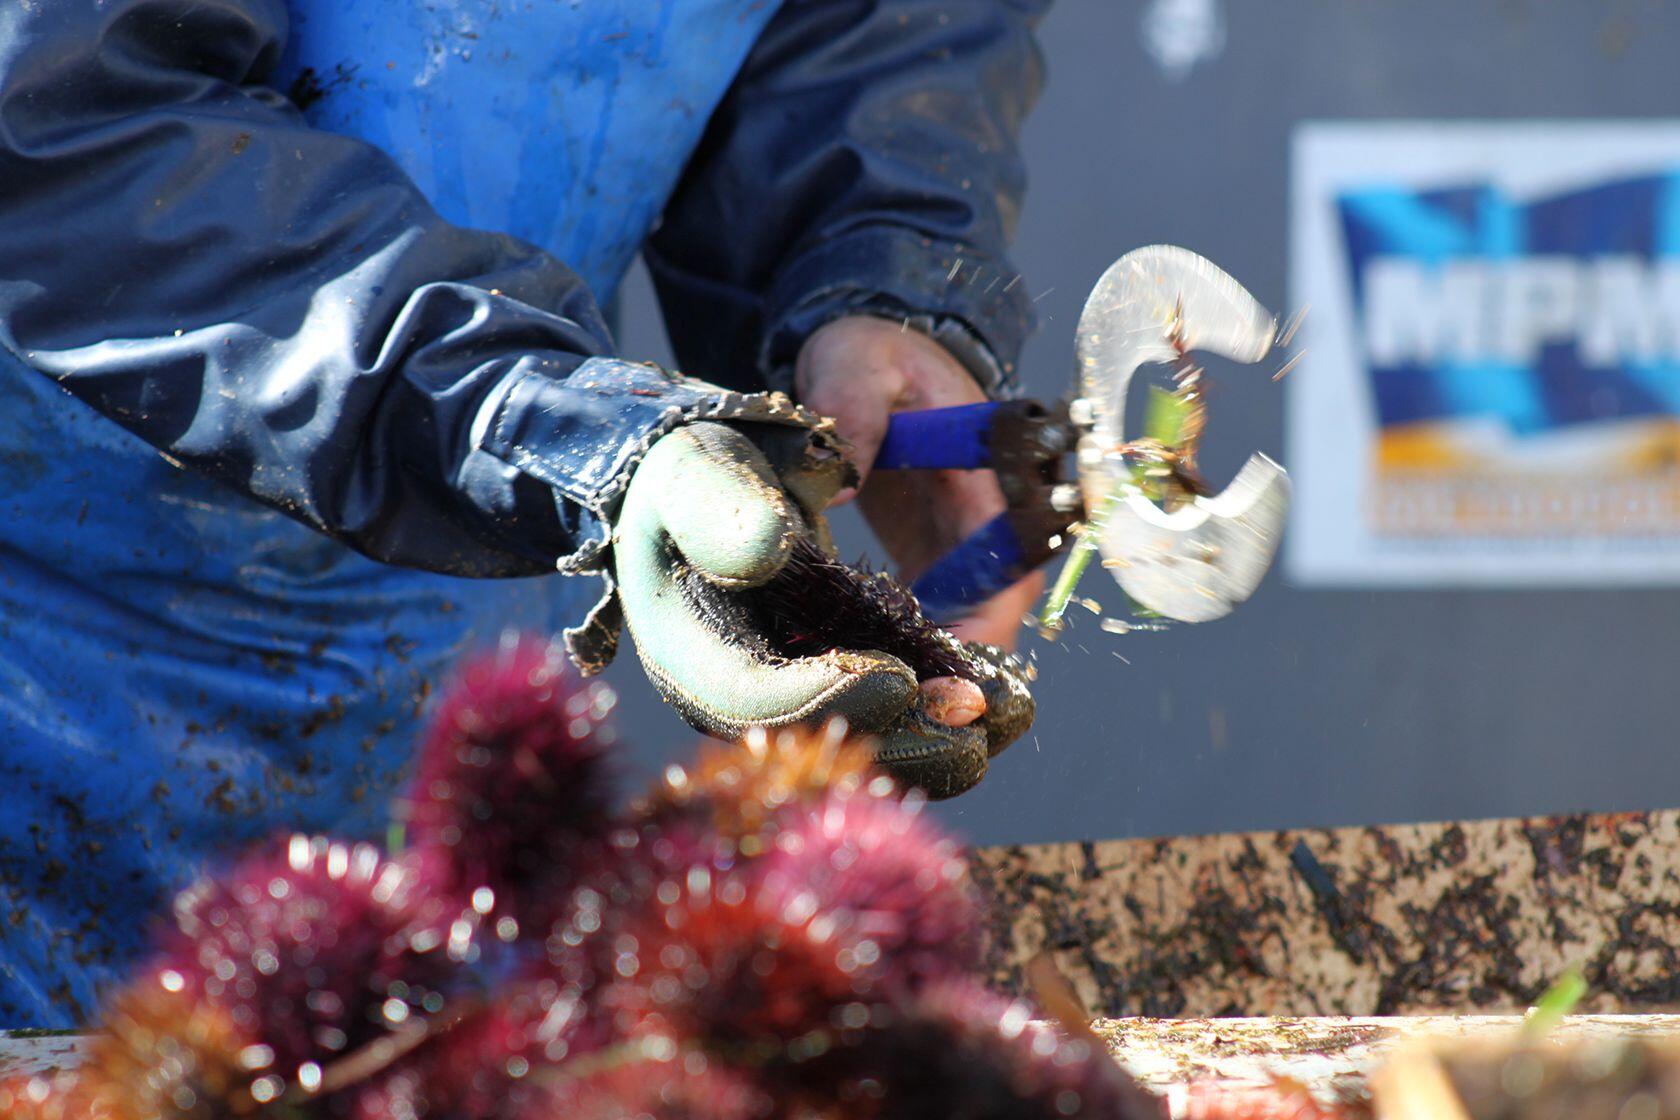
[1291, 123, 1680, 586]
[1340, 174, 1680, 438]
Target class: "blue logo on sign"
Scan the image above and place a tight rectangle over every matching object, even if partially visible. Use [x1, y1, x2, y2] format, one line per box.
[1339, 173, 1680, 435]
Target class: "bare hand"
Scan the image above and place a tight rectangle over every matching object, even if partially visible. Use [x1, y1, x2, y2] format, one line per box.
[794, 316, 1043, 660]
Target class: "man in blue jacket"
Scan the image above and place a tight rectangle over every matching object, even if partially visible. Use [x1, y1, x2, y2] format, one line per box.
[0, 0, 1047, 1025]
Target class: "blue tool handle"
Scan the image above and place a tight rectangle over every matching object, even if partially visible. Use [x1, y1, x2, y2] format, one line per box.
[873, 401, 1002, 470]
[910, 513, 1030, 621]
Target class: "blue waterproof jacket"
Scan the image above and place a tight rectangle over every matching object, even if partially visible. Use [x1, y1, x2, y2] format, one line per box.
[0, 0, 1044, 1025]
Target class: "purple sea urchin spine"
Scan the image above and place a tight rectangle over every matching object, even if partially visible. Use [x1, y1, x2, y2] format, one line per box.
[781, 980, 1165, 1120]
[162, 835, 453, 1090]
[601, 866, 882, 1055]
[545, 1057, 775, 1120]
[749, 540, 977, 683]
[41, 643, 1166, 1120]
[401, 639, 619, 935]
[756, 787, 978, 996]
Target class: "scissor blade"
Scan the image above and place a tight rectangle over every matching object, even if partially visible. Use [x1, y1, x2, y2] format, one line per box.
[1099, 456, 1289, 623]
[1072, 245, 1287, 622]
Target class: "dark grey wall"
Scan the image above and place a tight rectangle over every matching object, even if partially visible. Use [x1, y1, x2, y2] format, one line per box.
[603, 0, 1680, 846]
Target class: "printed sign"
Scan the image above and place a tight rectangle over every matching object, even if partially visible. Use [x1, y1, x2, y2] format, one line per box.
[1290, 122, 1680, 585]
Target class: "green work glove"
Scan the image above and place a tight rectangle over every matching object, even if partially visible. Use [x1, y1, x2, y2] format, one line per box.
[613, 420, 1032, 799]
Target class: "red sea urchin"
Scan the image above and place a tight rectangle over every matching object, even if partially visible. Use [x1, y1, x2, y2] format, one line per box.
[600, 865, 883, 1057]
[401, 638, 618, 934]
[544, 1056, 776, 1120]
[162, 834, 452, 1092]
[643, 722, 880, 851]
[0, 977, 251, 1120]
[370, 969, 623, 1120]
[33, 636, 1169, 1120]
[780, 980, 1165, 1120]
[755, 786, 979, 997]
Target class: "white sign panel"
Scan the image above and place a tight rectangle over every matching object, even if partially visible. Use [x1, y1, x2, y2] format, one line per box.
[1290, 121, 1680, 585]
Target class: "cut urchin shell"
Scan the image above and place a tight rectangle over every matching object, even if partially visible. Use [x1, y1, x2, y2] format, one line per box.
[746, 539, 977, 683]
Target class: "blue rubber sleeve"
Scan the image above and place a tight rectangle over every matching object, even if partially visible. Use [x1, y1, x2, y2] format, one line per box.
[910, 513, 1029, 620]
[873, 402, 1002, 470]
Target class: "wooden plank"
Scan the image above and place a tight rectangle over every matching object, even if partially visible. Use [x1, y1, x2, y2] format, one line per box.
[970, 808, 1680, 1018]
[1094, 1015, 1680, 1109]
[0, 1033, 88, 1081]
[11, 1017, 1680, 1115]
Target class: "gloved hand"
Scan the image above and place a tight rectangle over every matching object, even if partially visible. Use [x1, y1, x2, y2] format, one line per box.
[613, 419, 1032, 799]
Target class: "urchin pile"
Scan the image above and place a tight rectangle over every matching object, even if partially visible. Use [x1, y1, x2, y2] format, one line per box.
[0, 639, 1158, 1120]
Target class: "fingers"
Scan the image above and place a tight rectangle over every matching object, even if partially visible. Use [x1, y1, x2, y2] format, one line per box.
[919, 676, 985, 727]
[798, 368, 896, 488]
[616, 417, 1030, 798]
[963, 641, 1037, 759]
[858, 465, 1008, 584]
[797, 316, 990, 495]
[794, 315, 1040, 658]
[615, 424, 922, 740]
[870, 710, 989, 800]
[942, 571, 1044, 651]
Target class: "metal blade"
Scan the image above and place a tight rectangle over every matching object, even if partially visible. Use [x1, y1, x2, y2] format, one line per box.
[1072, 245, 1286, 622]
